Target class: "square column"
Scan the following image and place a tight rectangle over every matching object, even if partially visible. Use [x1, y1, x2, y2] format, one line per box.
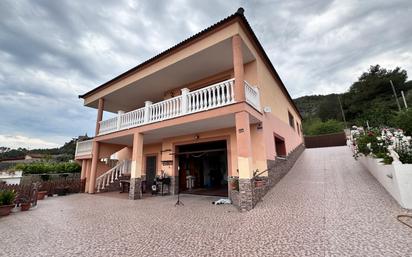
[95, 98, 104, 136]
[129, 132, 144, 200]
[84, 160, 91, 193]
[236, 111, 253, 179]
[232, 35, 245, 102]
[80, 160, 87, 179]
[235, 111, 254, 211]
[88, 141, 100, 193]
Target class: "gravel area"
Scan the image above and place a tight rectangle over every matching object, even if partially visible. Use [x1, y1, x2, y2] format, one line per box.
[1, 146, 411, 256]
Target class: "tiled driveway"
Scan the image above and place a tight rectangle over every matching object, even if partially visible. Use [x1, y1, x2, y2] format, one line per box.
[1, 146, 412, 257]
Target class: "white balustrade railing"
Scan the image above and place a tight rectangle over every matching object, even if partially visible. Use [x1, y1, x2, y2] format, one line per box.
[244, 81, 260, 111]
[119, 108, 145, 130]
[99, 116, 118, 134]
[187, 79, 234, 113]
[75, 140, 93, 156]
[96, 160, 130, 192]
[97, 79, 259, 135]
[148, 96, 182, 123]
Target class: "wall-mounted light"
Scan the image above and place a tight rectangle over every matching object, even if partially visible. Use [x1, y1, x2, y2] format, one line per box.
[263, 106, 272, 113]
[194, 135, 200, 140]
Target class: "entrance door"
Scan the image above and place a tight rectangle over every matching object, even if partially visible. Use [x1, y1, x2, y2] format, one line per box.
[146, 156, 157, 187]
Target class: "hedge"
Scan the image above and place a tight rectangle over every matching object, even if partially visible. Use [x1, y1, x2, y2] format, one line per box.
[13, 162, 81, 175]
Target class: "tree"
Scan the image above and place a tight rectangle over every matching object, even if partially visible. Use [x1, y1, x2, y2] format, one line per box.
[343, 65, 409, 124]
[318, 94, 342, 121]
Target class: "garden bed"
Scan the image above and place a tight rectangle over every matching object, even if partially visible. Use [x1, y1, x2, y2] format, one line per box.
[358, 156, 412, 209]
[350, 126, 412, 210]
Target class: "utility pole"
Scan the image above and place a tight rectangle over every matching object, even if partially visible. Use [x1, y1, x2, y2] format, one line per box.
[401, 91, 408, 109]
[390, 80, 402, 111]
[337, 95, 347, 128]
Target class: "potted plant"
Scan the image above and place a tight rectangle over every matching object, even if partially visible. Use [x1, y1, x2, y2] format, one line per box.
[19, 196, 31, 211]
[254, 178, 266, 188]
[37, 190, 47, 200]
[0, 190, 17, 216]
[253, 169, 266, 188]
[230, 178, 239, 191]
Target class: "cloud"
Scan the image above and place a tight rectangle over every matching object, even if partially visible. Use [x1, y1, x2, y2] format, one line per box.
[0, 134, 60, 149]
[0, 0, 411, 148]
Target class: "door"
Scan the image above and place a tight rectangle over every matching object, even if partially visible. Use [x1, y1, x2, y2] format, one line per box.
[146, 156, 157, 187]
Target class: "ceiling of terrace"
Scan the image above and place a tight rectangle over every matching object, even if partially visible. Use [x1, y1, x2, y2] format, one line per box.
[86, 38, 255, 113]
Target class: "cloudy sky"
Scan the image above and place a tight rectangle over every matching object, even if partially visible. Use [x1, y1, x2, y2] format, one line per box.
[1, 0, 411, 149]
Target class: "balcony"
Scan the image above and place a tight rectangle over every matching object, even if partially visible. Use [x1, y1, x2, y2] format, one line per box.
[97, 79, 260, 136]
[75, 140, 93, 157]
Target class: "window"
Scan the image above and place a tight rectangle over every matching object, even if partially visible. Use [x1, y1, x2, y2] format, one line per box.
[296, 122, 300, 135]
[288, 111, 295, 129]
[274, 134, 286, 157]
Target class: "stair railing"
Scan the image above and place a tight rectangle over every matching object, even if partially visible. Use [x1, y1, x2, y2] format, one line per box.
[95, 160, 129, 192]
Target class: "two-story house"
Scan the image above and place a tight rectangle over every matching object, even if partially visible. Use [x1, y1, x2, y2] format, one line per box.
[75, 8, 304, 211]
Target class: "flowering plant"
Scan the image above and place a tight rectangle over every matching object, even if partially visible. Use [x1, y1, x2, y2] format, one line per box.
[351, 126, 412, 164]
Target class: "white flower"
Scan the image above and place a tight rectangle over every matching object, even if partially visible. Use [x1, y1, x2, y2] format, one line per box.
[367, 143, 371, 150]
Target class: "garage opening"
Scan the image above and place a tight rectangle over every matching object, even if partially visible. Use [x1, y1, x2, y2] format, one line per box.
[176, 140, 228, 197]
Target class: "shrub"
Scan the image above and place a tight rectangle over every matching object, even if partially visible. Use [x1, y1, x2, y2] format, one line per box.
[13, 162, 81, 175]
[396, 145, 412, 164]
[304, 118, 344, 135]
[0, 190, 17, 206]
[392, 109, 412, 136]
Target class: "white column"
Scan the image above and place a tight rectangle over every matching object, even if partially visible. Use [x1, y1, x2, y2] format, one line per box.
[116, 110, 124, 130]
[143, 101, 152, 123]
[181, 88, 190, 114]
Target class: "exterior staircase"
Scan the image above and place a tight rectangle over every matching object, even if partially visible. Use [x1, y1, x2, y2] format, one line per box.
[95, 160, 131, 193]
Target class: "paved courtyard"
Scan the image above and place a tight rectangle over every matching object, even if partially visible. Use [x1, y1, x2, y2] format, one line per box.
[1, 146, 412, 256]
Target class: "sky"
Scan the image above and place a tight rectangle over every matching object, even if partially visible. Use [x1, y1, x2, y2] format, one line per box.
[1, 0, 411, 149]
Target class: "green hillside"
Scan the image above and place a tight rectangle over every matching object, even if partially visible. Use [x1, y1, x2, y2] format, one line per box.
[294, 65, 412, 134]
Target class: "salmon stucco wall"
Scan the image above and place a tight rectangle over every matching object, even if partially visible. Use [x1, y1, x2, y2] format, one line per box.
[250, 123, 268, 174]
[116, 147, 132, 161]
[98, 143, 125, 159]
[263, 112, 303, 160]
